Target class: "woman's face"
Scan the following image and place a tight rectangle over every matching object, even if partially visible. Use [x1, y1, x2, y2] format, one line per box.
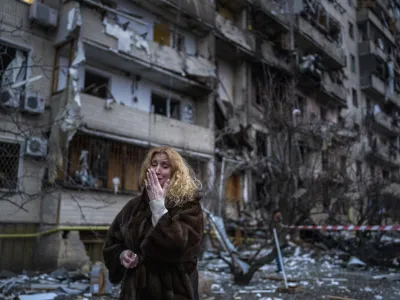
[150, 152, 172, 188]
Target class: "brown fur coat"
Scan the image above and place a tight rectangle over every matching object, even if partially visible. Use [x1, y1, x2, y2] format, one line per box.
[103, 189, 204, 300]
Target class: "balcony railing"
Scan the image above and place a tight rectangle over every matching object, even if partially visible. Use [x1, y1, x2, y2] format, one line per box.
[298, 71, 347, 107]
[297, 18, 346, 69]
[360, 74, 386, 101]
[358, 41, 388, 61]
[319, 73, 347, 107]
[365, 111, 400, 136]
[51, 92, 215, 155]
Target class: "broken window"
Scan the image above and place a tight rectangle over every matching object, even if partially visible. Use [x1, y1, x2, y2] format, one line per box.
[348, 22, 354, 40]
[320, 106, 327, 121]
[83, 70, 109, 99]
[255, 131, 267, 157]
[151, 92, 181, 121]
[0, 141, 21, 190]
[340, 155, 347, 175]
[356, 160, 362, 180]
[352, 88, 358, 107]
[62, 134, 147, 192]
[350, 54, 356, 73]
[0, 42, 28, 103]
[382, 169, 390, 180]
[321, 150, 329, 170]
[172, 31, 185, 52]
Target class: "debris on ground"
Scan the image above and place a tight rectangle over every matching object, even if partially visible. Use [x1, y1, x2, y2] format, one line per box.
[1, 246, 399, 299]
[0, 262, 118, 300]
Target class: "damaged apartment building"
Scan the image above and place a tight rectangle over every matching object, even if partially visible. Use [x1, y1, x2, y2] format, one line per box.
[0, 0, 400, 272]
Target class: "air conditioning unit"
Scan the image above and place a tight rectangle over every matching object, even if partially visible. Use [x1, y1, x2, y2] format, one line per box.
[0, 90, 20, 108]
[29, 1, 58, 28]
[180, 100, 195, 124]
[25, 136, 48, 157]
[21, 93, 45, 114]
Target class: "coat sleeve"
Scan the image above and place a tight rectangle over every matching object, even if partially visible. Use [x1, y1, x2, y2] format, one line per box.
[141, 200, 204, 263]
[103, 206, 128, 284]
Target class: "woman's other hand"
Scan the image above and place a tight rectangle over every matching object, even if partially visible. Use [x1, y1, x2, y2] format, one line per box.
[120, 250, 139, 269]
[145, 169, 170, 201]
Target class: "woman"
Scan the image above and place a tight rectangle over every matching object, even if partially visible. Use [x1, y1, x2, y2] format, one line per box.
[103, 146, 204, 300]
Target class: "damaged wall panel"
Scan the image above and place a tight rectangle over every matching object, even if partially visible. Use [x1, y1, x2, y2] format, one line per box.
[80, 7, 216, 81]
[58, 191, 131, 225]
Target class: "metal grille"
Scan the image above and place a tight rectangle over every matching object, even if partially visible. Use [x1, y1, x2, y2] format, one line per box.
[0, 141, 20, 190]
[66, 134, 147, 192]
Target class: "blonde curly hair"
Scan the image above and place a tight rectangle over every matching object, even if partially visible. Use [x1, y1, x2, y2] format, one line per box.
[139, 146, 202, 207]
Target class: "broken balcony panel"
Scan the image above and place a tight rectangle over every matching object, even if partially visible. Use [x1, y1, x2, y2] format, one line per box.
[259, 40, 292, 73]
[299, 72, 347, 108]
[297, 17, 346, 69]
[358, 40, 388, 62]
[185, 56, 216, 79]
[365, 111, 400, 136]
[51, 93, 215, 155]
[254, 0, 290, 30]
[79, 6, 215, 94]
[357, 8, 395, 45]
[145, 0, 215, 30]
[215, 13, 256, 53]
[318, 73, 347, 108]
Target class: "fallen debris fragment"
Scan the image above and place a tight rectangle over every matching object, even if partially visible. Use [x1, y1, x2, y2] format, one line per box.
[327, 296, 357, 300]
[19, 293, 57, 300]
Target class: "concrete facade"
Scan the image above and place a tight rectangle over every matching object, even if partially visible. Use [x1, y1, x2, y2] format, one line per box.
[0, 0, 400, 271]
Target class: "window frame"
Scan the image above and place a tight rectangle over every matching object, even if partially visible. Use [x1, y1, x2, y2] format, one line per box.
[0, 38, 32, 96]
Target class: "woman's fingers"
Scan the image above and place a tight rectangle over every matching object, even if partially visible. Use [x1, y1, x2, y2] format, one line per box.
[150, 169, 160, 188]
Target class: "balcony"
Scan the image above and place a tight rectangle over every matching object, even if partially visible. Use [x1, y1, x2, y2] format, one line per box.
[357, 9, 395, 45]
[358, 41, 388, 62]
[360, 74, 400, 109]
[258, 40, 292, 73]
[215, 13, 256, 56]
[298, 72, 347, 108]
[51, 93, 214, 155]
[297, 18, 346, 69]
[360, 74, 386, 102]
[365, 111, 400, 136]
[364, 137, 400, 168]
[77, 6, 215, 97]
[254, 0, 290, 30]
[145, 0, 215, 30]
